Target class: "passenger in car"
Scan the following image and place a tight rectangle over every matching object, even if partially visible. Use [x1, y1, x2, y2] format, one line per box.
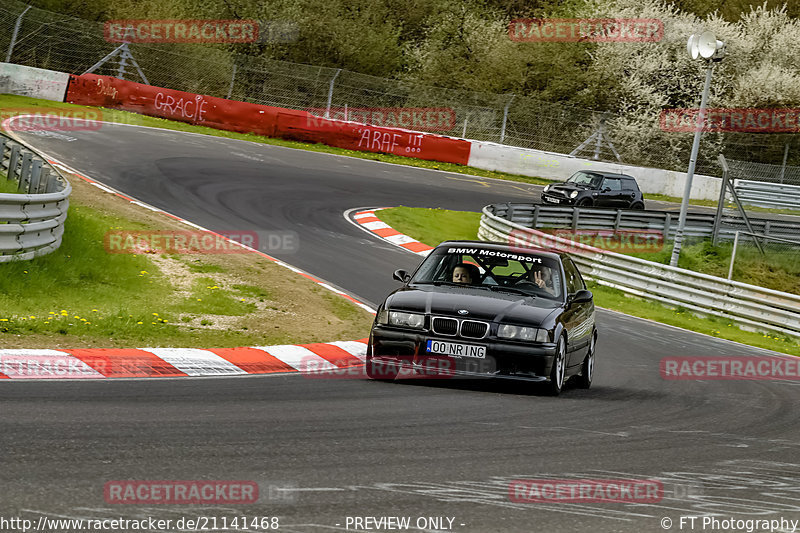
[452, 263, 480, 285]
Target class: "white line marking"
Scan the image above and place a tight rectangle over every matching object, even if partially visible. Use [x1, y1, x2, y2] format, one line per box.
[142, 348, 247, 376]
[255, 345, 338, 371]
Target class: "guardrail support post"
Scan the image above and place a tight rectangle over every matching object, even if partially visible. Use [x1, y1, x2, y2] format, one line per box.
[8, 145, 21, 182]
[663, 213, 671, 241]
[532, 205, 539, 228]
[572, 209, 579, 231]
[38, 168, 51, 193]
[29, 159, 42, 194]
[18, 152, 32, 193]
[614, 210, 622, 231]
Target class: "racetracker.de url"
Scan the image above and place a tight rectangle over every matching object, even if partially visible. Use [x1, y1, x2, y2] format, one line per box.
[0, 516, 280, 532]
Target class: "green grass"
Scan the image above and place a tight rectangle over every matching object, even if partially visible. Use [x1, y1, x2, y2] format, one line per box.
[626, 239, 800, 294]
[378, 207, 482, 246]
[376, 206, 800, 356]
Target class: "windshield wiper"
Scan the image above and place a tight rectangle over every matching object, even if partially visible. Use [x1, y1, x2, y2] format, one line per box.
[487, 285, 535, 296]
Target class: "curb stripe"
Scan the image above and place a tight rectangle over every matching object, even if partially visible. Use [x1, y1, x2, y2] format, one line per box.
[68, 348, 187, 378]
[0, 349, 104, 379]
[0, 340, 369, 380]
[303, 343, 363, 367]
[207, 347, 296, 374]
[142, 348, 248, 376]
[255, 345, 338, 372]
[350, 208, 434, 257]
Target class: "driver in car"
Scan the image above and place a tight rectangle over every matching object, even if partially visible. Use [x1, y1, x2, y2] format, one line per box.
[516, 265, 557, 296]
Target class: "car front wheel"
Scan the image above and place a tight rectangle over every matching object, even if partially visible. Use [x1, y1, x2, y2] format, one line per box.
[545, 336, 567, 396]
[630, 201, 644, 210]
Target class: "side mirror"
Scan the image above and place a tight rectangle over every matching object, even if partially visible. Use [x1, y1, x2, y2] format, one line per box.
[393, 269, 410, 283]
[569, 289, 593, 305]
[602, 187, 611, 193]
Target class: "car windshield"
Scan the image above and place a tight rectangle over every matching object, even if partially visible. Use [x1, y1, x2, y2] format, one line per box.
[410, 245, 564, 300]
[566, 171, 603, 188]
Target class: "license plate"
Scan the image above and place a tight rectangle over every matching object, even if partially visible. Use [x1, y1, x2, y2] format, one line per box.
[543, 196, 560, 203]
[426, 339, 486, 358]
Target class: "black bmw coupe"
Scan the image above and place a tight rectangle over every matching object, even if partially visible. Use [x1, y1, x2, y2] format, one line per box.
[366, 241, 597, 395]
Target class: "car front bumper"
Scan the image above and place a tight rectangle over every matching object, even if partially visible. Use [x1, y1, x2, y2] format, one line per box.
[368, 326, 558, 381]
[541, 192, 576, 205]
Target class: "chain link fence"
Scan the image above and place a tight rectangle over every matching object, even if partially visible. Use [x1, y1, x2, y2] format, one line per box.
[1, 0, 798, 179]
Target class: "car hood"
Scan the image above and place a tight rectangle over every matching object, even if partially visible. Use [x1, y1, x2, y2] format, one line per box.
[549, 183, 588, 193]
[385, 285, 560, 325]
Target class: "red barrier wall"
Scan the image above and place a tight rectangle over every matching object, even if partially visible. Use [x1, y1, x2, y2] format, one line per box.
[66, 74, 471, 165]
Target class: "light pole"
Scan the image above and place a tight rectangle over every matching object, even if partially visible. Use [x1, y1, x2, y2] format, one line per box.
[669, 32, 726, 267]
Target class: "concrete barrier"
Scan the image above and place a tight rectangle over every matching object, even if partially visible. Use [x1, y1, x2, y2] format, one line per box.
[0, 62, 69, 102]
[467, 140, 721, 201]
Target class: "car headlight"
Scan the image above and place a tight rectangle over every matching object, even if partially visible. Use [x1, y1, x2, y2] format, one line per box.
[388, 311, 425, 329]
[497, 325, 549, 342]
[543, 184, 551, 192]
[569, 190, 579, 199]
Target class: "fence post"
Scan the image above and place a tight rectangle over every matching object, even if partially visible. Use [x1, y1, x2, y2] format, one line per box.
[325, 69, 342, 119]
[5, 5, 32, 63]
[462, 118, 468, 138]
[226, 64, 237, 100]
[499, 94, 515, 144]
[780, 143, 789, 184]
[727, 231, 739, 280]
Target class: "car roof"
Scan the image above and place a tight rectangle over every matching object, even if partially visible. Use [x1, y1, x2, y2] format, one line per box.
[580, 171, 636, 180]
[434, 240, 567, 262]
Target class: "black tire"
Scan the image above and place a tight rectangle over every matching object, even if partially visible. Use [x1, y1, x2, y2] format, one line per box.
[545, 336, 567, 396]
[630, 201, 645, 210]
[575, 331, 596, 389]
[577, 198, 593, 207]
[366, 358, 399, 380]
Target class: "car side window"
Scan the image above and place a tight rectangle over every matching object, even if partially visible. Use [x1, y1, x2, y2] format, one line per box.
[621, 178, 636, 190]
[603, 178, 622, 191]
[562, 257, 585, 294]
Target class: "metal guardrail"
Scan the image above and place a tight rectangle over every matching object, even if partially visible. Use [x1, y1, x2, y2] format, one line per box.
[492, 203, 800, 244]
[733, 180, 800, 210]
[0, 131, 71, 261]
[479, 204, 800, 338]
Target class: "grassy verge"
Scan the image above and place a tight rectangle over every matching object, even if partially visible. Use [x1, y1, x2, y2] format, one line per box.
[0, 173, 373, 348]
[376, 206, 799, 356]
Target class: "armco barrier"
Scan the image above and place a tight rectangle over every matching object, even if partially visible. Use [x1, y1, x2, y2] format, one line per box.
[65, 74, 471, 165]
[733, 180, 800, 210]
[493, 203, 800, 243]
[479, 204, 800, 338]
[0, 130, 71, 262]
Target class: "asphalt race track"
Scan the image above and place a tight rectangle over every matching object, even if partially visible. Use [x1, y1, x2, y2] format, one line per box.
[2, 123, 799, 533]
